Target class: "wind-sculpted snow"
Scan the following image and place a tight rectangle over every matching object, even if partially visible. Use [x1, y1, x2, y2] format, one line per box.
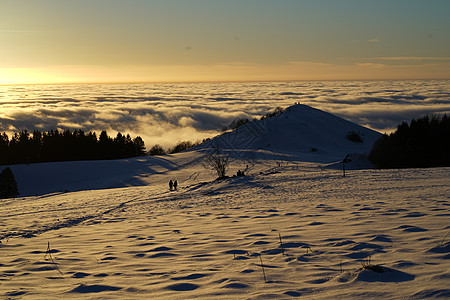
[1, 80, 449, 148]
[0, 162, 449, 299]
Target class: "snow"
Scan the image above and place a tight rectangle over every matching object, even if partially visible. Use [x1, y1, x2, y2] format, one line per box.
[201, 104, 382, 164]
[1, 105, 449, 298]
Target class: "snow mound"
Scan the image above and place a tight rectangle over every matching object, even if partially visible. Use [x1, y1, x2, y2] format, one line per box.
[199, 104, 382, 163]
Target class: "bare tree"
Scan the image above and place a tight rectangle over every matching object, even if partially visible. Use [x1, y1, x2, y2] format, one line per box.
[202, 145, 230, 179]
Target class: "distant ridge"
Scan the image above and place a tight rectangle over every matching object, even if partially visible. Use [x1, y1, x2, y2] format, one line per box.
[199, 104, 382, 163]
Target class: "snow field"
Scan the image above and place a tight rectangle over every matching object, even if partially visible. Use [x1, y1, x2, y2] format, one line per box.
[1, 164, 449, 299]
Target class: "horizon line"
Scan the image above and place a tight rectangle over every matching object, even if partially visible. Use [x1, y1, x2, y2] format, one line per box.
[2, 78, 449, 87]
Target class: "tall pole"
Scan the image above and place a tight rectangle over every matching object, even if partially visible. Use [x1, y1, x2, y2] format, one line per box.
[342, 154, 350, 177]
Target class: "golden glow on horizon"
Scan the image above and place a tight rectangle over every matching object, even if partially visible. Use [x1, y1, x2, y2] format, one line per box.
[0, 68, 52, 85]
[1, 61, 450, 85]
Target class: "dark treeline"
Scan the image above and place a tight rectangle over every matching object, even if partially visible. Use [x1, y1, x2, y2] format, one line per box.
[147, 140, 204, 156]
[0, 129, 146, 165]
[369, 114, 450, 168]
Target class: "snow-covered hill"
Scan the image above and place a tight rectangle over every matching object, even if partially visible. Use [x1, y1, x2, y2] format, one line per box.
[200, 104, 381, 163]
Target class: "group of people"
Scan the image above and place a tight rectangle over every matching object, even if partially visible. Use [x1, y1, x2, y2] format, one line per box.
[169, 179, 178, 191]
[169, 169, 246, 191]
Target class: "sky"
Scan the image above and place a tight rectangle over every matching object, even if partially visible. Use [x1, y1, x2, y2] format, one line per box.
[1, 0, 450, 84]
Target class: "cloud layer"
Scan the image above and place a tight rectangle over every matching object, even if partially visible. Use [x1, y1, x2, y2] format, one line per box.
[1, 80, 449, 149]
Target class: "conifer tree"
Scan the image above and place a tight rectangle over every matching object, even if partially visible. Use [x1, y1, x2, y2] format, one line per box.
[0, 133, 10, 165]
[0, 167, 19, 199]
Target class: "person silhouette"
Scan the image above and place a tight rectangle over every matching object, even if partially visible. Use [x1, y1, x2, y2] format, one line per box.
[173, 180, 178, 190]
[169, 180, 173, 191]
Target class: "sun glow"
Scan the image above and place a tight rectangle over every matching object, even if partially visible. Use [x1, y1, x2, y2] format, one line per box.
[0, 68, 70, 85]
[2, 61, 449, 86]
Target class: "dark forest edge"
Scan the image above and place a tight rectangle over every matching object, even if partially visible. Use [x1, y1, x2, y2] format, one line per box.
[0, 130, 146, 165]
[369, 114, 450, 169]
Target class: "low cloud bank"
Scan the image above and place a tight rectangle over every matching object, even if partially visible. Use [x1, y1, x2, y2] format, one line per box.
[1, 80, 449, 149]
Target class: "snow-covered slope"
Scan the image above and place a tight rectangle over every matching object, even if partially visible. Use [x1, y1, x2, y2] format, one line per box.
[7, 152, 204, 197]
[200, 104, 381, 163]
[1, 165, 449, 299]
[7, 104, 382, 197]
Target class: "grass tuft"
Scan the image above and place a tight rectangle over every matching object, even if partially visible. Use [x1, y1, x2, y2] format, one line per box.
[438, 231, 449, 246]
[258, 254, 267, 283]
[360, 256, 384, 273]
[278, 232, 285, 255]
[44, 241, 64, 277]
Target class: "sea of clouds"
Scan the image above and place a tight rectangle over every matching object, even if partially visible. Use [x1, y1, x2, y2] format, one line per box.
[1, 80, 449, 149]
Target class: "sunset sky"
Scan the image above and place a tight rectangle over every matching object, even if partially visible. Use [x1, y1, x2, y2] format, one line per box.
[1, 0, 450, 84]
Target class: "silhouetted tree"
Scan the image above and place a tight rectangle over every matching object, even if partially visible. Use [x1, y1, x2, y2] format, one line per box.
[124, 134, 135, 157]
[30, 130, 43, 162]
[98, 130, 114, 159]
[133, 136, 146, 156]
[169, 141, 198, 154]
[148, 144, 166, 156]
[9, 130, 33, 164]
[42, 129, 63, 162]
[202, 145, 230, 179]
[113, 132, 126, 158]
[0, 167, 19, 199]
[0, 133, 10, 165]
[72, 130, 95, 160]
